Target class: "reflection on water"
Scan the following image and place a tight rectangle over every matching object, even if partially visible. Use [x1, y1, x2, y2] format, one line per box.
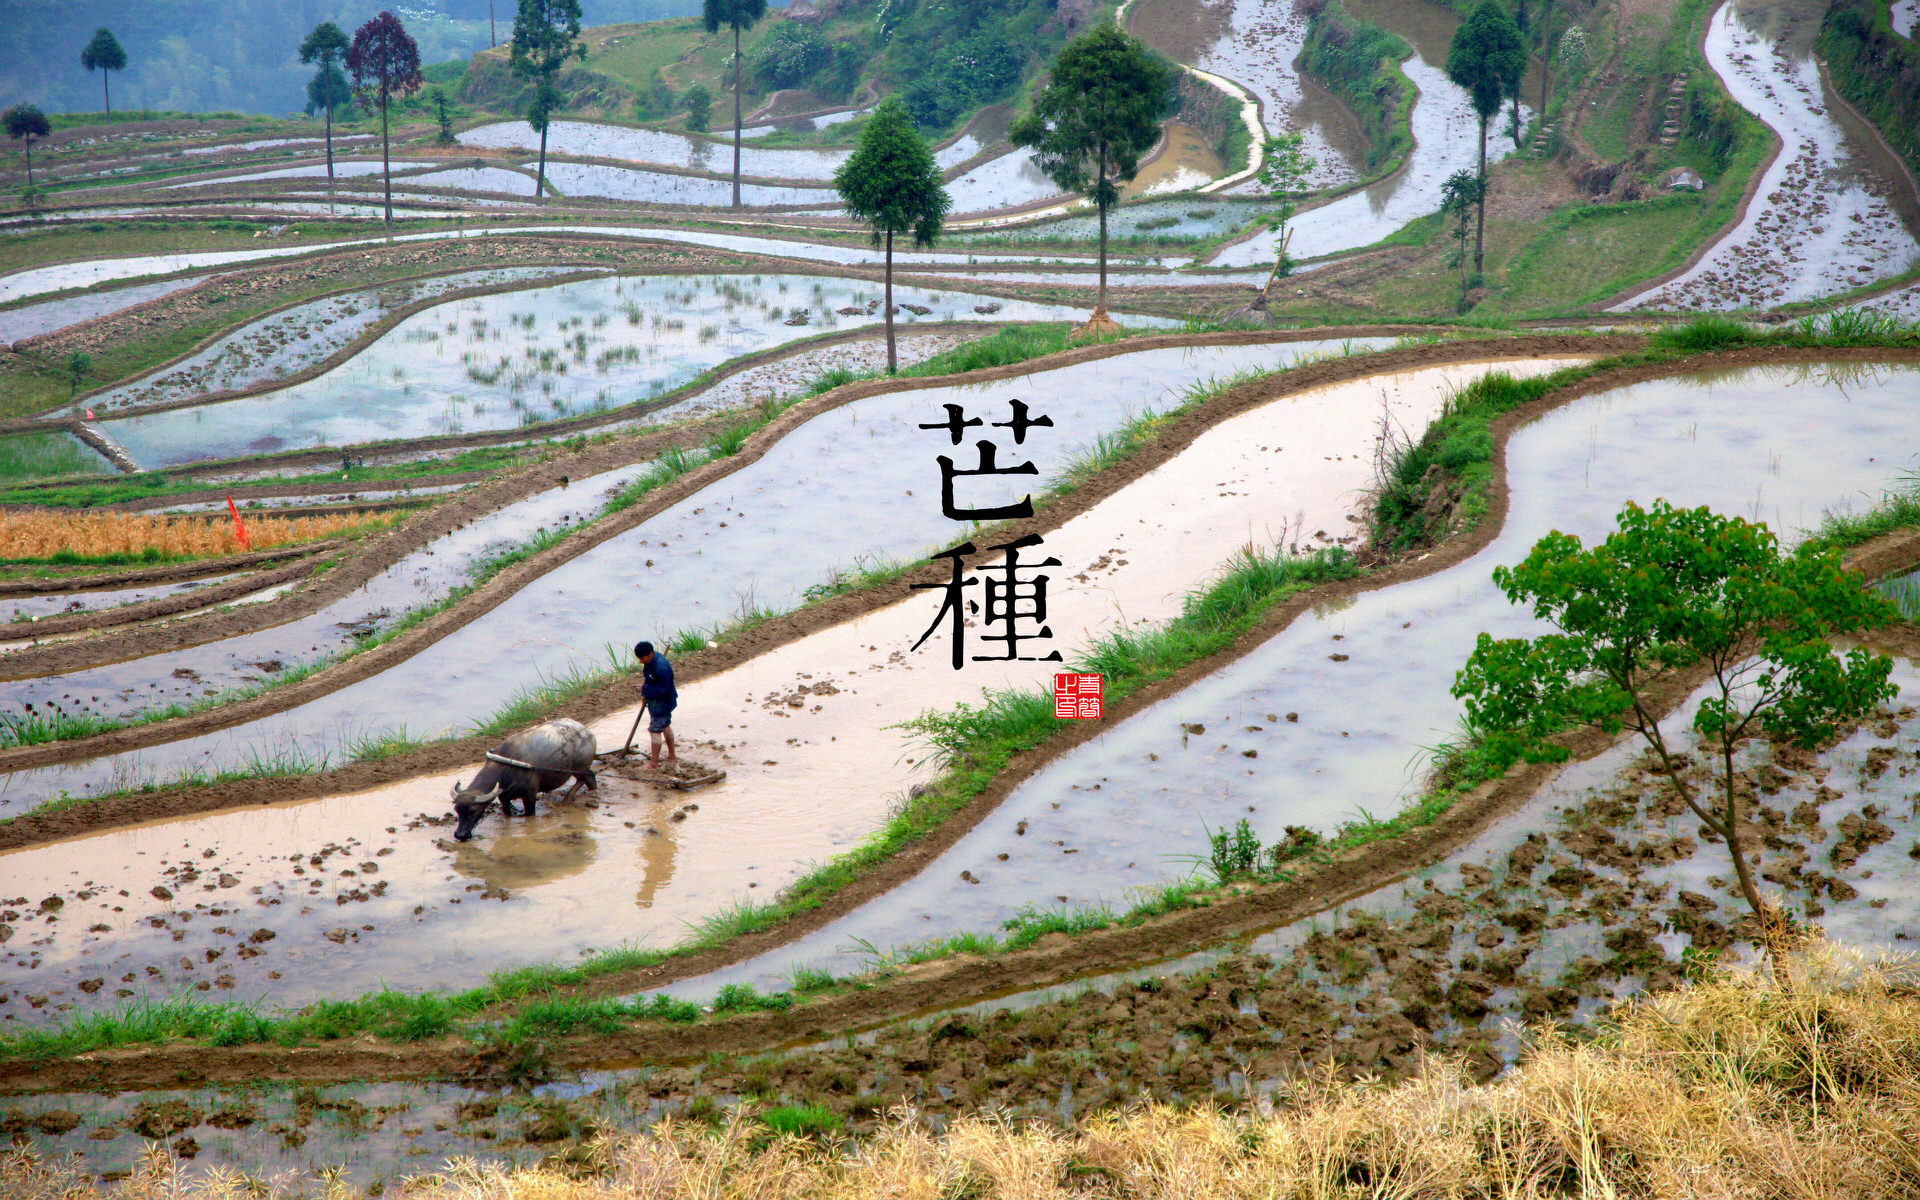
[446, 798, 679, 906]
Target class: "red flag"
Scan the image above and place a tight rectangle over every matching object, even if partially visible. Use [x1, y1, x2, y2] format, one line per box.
[227, 494, 249, 551]
[84, 408, 95, 421]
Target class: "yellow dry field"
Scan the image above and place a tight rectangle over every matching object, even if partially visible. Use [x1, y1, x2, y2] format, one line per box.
[0, 509, 388, 559]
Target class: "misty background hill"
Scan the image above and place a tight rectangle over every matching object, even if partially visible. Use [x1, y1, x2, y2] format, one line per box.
[0, 0, 766, 118]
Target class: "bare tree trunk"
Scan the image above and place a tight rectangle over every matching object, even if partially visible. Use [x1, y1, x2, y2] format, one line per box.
[537, 122, 549, 199]
[1474, 115, 1487, 273]
[1096, 146, 1109, 315]
[103, 71, 112, 120]
[732, 23, 743, 209]
[325, 102, 335, 182]
[490, 0, 496, 48]
[1721, 740, 1769, 927]
[381, 93, 393, 231]
[23, 142, 32, 187]
[1540, 0, 1554, 118]
[884, 228, 896, 373]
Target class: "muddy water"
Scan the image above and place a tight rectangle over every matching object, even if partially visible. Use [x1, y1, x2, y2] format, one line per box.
[683, 359, 1920, 993]
[0, 337, 1385, 813]
[1123, 123, 1228, 199]
[0, 1072, 662, 1190]
[1897, 0, 1919, 37]
[0, 351, 1524, 1019]
[0, 574, 241, 626]
[98, 275, 1131, 469]
[1620, 0, 1920, 310]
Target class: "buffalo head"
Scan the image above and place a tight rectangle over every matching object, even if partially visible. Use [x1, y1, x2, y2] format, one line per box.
[450, 778, 503, 842]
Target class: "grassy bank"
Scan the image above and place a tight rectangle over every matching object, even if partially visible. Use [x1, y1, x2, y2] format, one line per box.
[1820, 0, 1920, 181]
[1299, 1, 1414, 174]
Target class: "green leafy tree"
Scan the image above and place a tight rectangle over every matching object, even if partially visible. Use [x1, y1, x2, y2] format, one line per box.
[347, 11, 425, 231]
[4, 104, 51, 188]
[300, 22, 351, 182]
[833, 97, 951, 374]
[1453, 500, 1899, 939]
[1011, 24, 1177, 321]
[81, 27, 128, 119]
[704, 0, 769, 208]
[67, 351, 92, 398]
[682, 83, 712, 132]
[510, 0, 586, 200]
[1256, 130, 1316, 301]
[1445, 0, 1524, 273]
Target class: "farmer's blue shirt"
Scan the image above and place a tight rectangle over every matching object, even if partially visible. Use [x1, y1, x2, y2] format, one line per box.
[641, 654, 677, 709]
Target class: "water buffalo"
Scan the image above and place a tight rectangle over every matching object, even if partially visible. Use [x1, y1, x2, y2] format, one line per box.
[450, 717, 598, 842]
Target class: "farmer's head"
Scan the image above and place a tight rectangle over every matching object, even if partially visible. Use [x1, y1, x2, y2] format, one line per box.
[634, 640, 655, 663]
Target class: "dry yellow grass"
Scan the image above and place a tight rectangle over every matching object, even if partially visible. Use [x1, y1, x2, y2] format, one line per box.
[3, 944, 1916, 1199]
[0, 509, 388, 560]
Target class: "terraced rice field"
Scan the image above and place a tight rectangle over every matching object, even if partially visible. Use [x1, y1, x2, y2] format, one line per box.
[3, 2, 1920, 1189]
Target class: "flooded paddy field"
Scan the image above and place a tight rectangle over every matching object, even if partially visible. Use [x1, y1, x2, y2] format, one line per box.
[458, 122, 852, 181]
[536, 162, 839, 207]
[1191, 0, 1368, 190]
[160, 159, 436, 188]
[1621, 0, 1920, 310]
[0, 277, 229, 347]
[95, 274, 1143, 468]
[1211, 50, 1507, 266]
[0, 574, 244, 627]
[1, 335, 1393, 810]
[0, 223, 1144, 307]
[964, 197, 1271, 246]
[678, 358, 1920, 993]
[6, 450, 1915, 1186]
[74, 266, 599, 419]
[584, 661, 1920, 1137]
[0, 346, 1534, 1019]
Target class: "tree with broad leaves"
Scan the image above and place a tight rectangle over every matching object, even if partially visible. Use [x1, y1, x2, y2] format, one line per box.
[511, 0, 586, 199]
[1256, 130, 1316, 304]
[81, 28, 128, 120]
[833, 98, 951, 374]
[1445, 0, 1525, 273]
[1452, 500, 1899, 953]
[1011, 24, 1177, 325]
[300, 22, 351, 182]
[348, 12, 424, 230]
[4, 104, 51, 188]
[703, 0, 768, 208]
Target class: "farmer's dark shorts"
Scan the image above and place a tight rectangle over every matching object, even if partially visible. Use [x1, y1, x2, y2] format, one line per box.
[647, 703, 675, 733]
